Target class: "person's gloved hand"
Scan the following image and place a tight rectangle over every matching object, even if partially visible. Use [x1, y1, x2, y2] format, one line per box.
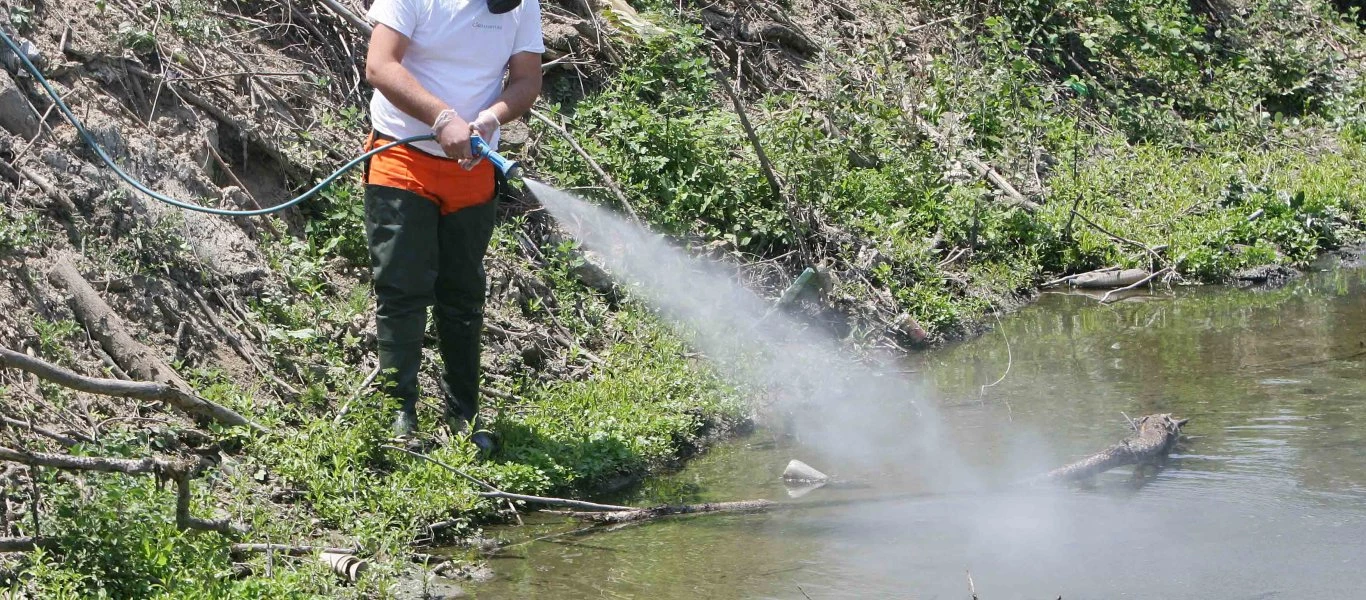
[433, 109, 473, 162]
[463, 110, 501, 170]
[470, 110, 501, 141]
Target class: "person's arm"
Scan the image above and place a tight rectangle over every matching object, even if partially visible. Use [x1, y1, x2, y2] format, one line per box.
[469, 52, 543, 139]
[365, 23, 473, 161]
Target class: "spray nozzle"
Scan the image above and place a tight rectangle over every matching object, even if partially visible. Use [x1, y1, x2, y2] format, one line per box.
[470, 134, 522, 180]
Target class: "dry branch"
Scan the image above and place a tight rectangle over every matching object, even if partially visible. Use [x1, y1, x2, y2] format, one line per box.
[381, 444, 634, 512]
[0, 345, 261, 432]
[915, 120, 1039, 212]
[316, 0, 372, 36]
[1071, 268, 1150, 289]
[0, 536, 47, 552]
[556, 499, 777, 524]
[44, 257, 261, 430]
[1045, 414, 1187, 482]
[527, 108, 642, 224]
[0, 413, 85, 447]
[712, 64, 813, 266]
[0, 446, 244, 536]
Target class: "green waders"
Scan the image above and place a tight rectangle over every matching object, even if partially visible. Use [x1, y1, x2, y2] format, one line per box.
[363, 183, 498, 439]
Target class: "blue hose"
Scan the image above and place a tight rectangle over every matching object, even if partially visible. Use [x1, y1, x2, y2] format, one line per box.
[0, 27, 479, 217]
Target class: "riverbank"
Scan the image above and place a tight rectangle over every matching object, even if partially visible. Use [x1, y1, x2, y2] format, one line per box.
[1, 0, 1364, 597]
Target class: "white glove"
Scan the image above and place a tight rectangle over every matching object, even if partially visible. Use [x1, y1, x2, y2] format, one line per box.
[469, 110, 501, 142]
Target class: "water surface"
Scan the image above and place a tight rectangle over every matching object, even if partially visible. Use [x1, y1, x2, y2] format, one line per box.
[473, 261, 1366, 599]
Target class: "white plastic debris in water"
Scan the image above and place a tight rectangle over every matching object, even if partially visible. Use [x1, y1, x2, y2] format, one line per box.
[782, 459, 829, 483]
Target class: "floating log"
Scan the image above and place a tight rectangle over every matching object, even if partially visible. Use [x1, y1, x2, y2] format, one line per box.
[1045, 414, 1187, 482]
[1070, 268, 1150, 289]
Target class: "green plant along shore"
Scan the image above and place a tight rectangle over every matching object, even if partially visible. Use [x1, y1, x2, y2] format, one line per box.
[1, 0, 1363, 597]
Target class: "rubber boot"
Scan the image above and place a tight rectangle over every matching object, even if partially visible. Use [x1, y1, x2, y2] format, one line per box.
[379, 341, 423, 438]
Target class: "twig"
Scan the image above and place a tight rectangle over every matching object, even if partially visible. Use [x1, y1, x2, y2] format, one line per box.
[333, 364, 381, 424]
[1098, 267, 1173, 304]
[188, 290, 300, 398]
[798, 586, 814, 600]
[380, 445, 634, 512]
[527, 108, 642, 224]
[0, 413, 85, 447]
[28, 469, 40, 538]
[978, 313, 1012, 399]
[554, 499, 777, 524]
[915, 120, 1038, 212]
[711, 60, 813, 266]
[1069, 209, 1163, 266]
[1121, 411, 1138, 432]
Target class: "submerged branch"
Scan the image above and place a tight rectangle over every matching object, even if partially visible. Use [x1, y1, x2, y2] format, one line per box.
[381, 445, 634, 512]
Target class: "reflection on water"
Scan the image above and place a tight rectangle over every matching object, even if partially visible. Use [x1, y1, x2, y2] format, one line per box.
[472, 261, 1366, 599]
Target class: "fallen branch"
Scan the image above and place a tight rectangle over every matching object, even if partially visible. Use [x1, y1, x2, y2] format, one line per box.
[44, 258, 262, 430]
[553, 499, 777, 524]
[0, 158, 76, 214]
[0, 536, 48, 552]
[711, 63, 813, 266]
[381, 445, 634, 512]
[0, 345, 262, 432]
[527, 108, 642, 224]
[1045, 414, 1187, 482]
[0, 446, 244, 536]
[915, 120, 1039, 212]
[0, 412, 86, 447]
[317, 0, 373, 36]
[1040, 266, 1117, 288]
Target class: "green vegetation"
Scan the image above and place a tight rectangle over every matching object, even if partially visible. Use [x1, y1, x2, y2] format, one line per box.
[532, 0, 1366, 339]
[7, 0, 1366, 597]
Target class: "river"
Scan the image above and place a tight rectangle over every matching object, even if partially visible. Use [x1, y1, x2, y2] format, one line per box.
[470, 256, 1366, 599]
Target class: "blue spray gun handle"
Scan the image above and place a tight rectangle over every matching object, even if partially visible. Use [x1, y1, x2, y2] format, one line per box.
[469, 134, 522, 180]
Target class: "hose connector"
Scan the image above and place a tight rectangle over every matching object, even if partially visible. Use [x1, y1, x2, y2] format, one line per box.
[470, 134, 521, 179]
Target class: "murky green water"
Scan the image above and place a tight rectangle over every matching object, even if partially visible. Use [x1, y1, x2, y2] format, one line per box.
[471, 259, 1366, 599]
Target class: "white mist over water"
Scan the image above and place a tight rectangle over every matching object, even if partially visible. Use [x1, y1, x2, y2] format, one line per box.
[526, 180, 1009, 490]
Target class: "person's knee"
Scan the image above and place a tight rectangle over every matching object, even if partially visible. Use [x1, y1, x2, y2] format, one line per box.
[433, 298, 484, 328]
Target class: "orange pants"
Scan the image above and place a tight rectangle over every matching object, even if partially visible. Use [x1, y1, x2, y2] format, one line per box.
[365, 133, 496, 215]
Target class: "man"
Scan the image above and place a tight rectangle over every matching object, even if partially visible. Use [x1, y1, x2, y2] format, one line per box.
[363, 0, 543, 450]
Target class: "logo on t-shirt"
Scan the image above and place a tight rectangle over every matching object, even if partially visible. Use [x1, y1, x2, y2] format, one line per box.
[472, 21, 504, 31]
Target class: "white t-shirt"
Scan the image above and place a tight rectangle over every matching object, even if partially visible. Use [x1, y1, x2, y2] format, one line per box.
[367, 0, 545, 156]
